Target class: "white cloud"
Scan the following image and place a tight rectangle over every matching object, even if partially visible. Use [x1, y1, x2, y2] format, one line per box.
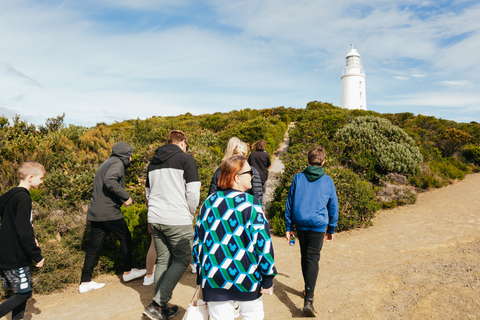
[1, 0, 480, 125]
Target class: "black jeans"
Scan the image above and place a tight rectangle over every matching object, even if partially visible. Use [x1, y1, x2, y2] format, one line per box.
[81, 218, 133, 283]
[296, 230, 325, 300]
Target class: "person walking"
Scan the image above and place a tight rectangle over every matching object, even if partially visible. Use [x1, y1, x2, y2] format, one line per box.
[79, 142, 146, 294]
[208, 137, 263, 203]
[248, 140, 271, 208]
[0, 161, 45, 320]
[142, 130, 201, 320]
[194, 155, 277, 320]
[284, 146, 338, 317]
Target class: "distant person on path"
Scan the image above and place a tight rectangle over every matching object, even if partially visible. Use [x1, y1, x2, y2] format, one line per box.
[248, 140, 271, 208]
[142, 130, 201, 320]
[284, 146, 338, 317]
[193, 155, 277, 320]
[208, 137, 263, 203]
[79, 142, 146, 294]
[0, 161, 45, 320]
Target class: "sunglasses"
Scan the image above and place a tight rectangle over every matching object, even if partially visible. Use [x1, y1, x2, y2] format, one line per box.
[185, 141, 189, 151]
[238, 170, 254, 177]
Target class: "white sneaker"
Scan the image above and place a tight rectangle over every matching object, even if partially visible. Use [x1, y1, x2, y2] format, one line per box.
[123, 268, 146, 282]
[143, 273, 154, 286]
[79, 281, 105, 293]
[191, 264, 197, 274]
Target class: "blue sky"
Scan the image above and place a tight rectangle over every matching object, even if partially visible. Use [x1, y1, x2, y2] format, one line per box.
[1, 0, 479, 126]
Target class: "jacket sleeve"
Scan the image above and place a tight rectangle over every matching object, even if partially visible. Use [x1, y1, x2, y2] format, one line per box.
[250, 167, 263, 203]
[104, 159, 130, 201]
[184, 155, 201, 215]
[208, 168, 220, 196]
[250, 205, 277, 289]
[284, 175, 296, 232]
[326, 178, 339, 234]
[16, 196, 43, 264]
[266, 153, 271, 168]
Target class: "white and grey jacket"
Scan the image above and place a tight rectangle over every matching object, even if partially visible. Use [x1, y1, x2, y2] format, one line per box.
[146, 143, 201, 225]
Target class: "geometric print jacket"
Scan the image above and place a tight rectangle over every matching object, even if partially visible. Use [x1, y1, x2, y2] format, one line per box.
[193, 189, 277, 300]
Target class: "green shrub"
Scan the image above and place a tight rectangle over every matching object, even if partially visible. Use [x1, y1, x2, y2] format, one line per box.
[328, 168, 380, 230]
[335, 116, 423, 180]
[463, 144, 480, 165]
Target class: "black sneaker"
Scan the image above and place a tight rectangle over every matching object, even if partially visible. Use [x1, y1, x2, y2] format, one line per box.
[143, 303, 167, 320]
[303, 299, 317, 317]
[164, 305, 179, 318]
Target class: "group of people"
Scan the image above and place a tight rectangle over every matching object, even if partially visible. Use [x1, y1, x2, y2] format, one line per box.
[0, 129, 338, 320]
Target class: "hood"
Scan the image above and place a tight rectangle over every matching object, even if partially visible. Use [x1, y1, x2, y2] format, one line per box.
[0, 187, 28, 218]
[303, 166, 325, 182]
[111, 142, 133, 166]
[151, 144, 183, 165]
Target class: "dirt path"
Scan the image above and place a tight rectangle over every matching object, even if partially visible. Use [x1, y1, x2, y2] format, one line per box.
[11, 135, 480, 319]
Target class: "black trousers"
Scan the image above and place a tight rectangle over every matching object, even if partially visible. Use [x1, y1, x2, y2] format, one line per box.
[81, 218, 133, 283]
[0, 291, 32, 320]
[297, 230, 325, 300]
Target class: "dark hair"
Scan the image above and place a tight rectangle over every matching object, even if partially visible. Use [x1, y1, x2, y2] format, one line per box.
[307, 146, 326, 166]
[168, 130, 187, 144]
[218, 155, 247, 190]
[252, 140, 266, 151]
[18, 161, 46, 180]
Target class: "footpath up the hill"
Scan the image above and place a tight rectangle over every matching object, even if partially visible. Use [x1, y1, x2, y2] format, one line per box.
[11, 133, 480, 320]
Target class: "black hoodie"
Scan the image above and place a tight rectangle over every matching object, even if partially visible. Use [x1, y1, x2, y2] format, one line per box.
[0, 187, 43, 269]
[87, 142, 133, 222]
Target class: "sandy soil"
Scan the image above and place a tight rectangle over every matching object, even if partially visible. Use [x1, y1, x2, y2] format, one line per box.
[5, 130, 480, 319]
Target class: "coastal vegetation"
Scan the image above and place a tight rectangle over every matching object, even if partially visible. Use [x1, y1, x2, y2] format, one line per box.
[1, 102, 479, 296]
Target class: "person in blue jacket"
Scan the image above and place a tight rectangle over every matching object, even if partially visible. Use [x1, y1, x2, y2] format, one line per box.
[284, 146, 338, 317]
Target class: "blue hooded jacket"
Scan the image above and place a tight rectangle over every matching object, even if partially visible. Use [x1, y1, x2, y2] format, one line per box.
[284, 166, 338, 234]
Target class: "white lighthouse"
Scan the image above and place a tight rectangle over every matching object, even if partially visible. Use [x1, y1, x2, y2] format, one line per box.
[341, 44, 366, 110]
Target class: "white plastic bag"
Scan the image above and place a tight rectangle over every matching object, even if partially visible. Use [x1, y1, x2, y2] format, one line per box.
[182, 286, 209, 320]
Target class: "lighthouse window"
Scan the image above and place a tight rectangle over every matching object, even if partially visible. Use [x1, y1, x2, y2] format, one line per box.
[360, 92, 362, 98]
[359, 81, 362, 88]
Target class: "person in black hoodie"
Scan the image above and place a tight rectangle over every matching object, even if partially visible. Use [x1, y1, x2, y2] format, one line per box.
[142, 130, 201, 320]
[79, 142, 146, 294]
[0, 161, 45, 320]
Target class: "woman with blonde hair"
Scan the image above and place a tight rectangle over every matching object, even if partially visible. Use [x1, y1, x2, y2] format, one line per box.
[193, 155, 276, 320]
[208, 137, 263, 203]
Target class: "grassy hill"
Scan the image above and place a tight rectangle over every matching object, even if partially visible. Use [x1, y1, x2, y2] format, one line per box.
[1, 102, 479, 296]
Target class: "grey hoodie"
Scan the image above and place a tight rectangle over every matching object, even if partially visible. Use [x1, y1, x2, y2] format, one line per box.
[87, 142, 133, 222]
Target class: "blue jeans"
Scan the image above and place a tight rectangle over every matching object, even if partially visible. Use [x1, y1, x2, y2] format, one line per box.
[150, 223, 194, 307]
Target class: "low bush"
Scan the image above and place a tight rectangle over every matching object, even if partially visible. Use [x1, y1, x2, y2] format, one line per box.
[335, 116, 423, 180]
[463, 144, 480, 166]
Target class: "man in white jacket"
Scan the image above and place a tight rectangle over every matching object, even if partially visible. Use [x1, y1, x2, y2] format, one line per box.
[143, 130, 201, 320]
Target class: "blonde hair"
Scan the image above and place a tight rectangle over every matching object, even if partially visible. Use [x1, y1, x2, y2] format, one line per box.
[222, 137, 248, 161]
[18, 161, 46, 181]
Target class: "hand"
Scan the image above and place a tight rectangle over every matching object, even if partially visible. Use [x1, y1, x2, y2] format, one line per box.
[260, 286, 273, 295]
[124, 198, 132, 206]
[285, 231, 294, 241]
[325, 233, 334, 243]
[36, 258, 45, 268]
